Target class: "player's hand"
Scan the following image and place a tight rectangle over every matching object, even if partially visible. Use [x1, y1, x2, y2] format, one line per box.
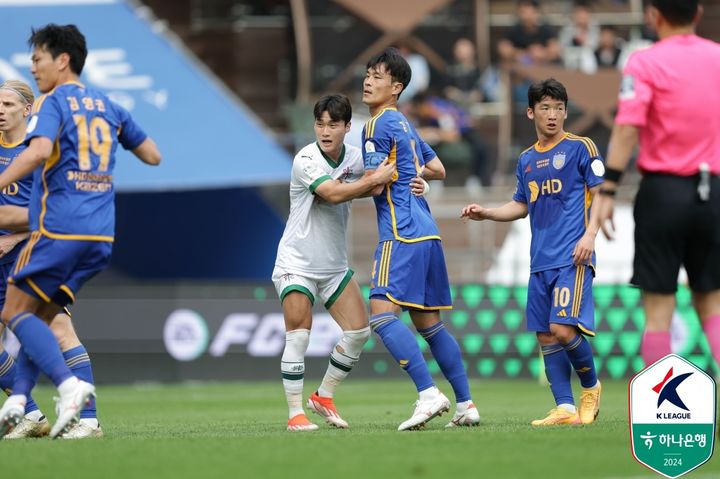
[460, 203, 490, 222]
[595, 194, 617, 240]
[371, 159, 395, 186]
[410, 176, 429, 196]
[572, 232, 595, 265]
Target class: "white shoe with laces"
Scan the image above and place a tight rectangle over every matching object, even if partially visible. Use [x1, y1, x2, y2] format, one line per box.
[397, 390, 451, 431]
[50, 378, 96, 439]
[445, 402, 480, 427]
[59, 419, 104, 439]
[3, 415, 50, 439]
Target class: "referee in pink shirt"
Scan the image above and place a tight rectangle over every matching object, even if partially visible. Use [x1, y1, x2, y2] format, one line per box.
[595, 0, 720, 369]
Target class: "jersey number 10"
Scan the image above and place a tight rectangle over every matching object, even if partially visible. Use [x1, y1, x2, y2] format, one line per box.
[72, 114, 112, 171]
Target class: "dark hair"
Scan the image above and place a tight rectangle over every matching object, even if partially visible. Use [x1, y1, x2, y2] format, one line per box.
[528, 78, 568, 108]
[651, 0, 699, 26]
[518, 0, 540, 8]
[28, 24, 87, 75]
[366, 47, 412, 100]
[314, 94, 352, 124]
[573, 0, 592, 9]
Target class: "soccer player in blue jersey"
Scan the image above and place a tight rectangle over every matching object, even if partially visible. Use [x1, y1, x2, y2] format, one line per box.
[462, 78, 603, 425]
[0, 24, 161, 439]
[0, 79, 104, 439]
[361, 47, 479, 430]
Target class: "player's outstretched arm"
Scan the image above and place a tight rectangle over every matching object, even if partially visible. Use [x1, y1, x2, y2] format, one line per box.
[461, 200, 528, 222]
[315, 159, 395, 204]
[0, 137, 51, 191]
[0, 206, 29, 231]
[132, 138, 162, 166]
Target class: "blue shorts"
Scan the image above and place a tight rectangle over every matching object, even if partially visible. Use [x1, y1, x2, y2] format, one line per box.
[370, 239, 452, 311]
[8, 232, 112, 307]
[526, 264, 595, 336]
[0, 261, 13, 311]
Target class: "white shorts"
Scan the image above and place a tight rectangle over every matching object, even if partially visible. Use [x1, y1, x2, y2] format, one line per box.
[271, 267, 354, 309]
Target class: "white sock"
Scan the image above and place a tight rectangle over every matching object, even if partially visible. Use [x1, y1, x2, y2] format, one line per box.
[317, 327, 370, 398]
[456, 400, 474, 413]
[558, 403, 577, 414]
[281, 329, 310, 419]
[418, 386, 439, 402]
[79, 418, 99, 428]
[24, 409, 44, 422]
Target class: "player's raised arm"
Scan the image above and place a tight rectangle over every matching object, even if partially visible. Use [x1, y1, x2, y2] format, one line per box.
[131, 137, 162, 166]
[316, 159, 394, 204]
[461, 200, 528, 222]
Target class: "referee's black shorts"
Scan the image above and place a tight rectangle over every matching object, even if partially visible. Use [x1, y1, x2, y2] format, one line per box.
[632, 173, 720, 294]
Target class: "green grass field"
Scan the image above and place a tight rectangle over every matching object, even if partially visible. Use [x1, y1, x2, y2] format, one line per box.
[3, 379, 717, 479]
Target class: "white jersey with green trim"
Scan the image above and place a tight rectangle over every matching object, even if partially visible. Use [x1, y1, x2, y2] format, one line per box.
[274, 142, 364, 274]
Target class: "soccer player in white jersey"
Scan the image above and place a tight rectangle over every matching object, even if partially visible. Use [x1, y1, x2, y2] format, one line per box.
[273, 94, 394, 431]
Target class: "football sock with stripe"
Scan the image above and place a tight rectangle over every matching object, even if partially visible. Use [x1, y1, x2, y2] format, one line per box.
[63, 345, 97, 419]
[541, 343, 574, 406]
[318, 327, 370, 398]
[641, 330, 671, 367]
[370, 312, 434, 392]
[0, 349, 41, 415]
[282, 329, 309, 418]
[418, 321, 471, 402]
[562, 334, 598, 388]
[8, 312, 73, 387]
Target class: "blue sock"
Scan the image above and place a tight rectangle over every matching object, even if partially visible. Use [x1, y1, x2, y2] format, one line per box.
[8, 313, 73, 386]
[0, 350, 40, 414]
[541, 343, 574, 406]
[13, 348, 40, 399]
[418, 321, 471, 402]
[370, 313, 434, 392]
[63, 345, 96, 419]
[562, 334, 598, 389]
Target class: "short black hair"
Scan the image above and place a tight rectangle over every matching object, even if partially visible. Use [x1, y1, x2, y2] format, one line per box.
[366, 47, 412, 100]
[651, 0, 699, 26]
[518, 0, 540, 8]
[528, 78, 568, 108]
[29, 24, 87, 75]
[314, 94, 352, 124]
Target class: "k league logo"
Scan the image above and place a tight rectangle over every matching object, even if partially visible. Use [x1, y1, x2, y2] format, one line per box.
[629, 354, 716, 478]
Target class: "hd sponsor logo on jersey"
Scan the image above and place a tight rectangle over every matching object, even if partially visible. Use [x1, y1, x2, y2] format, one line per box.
[629, 354, 716, 478]
[163, 310, 343, 360]
[528, 179, 563, 202]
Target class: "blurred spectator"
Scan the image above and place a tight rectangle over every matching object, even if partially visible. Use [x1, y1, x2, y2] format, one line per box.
[595, 26, 623, 68]
[395, 41, 430, 104]
[559, 0, 600, 73]
[497, 0, 561, 66]
[445, 38, 484, 107]
[410, 93, 492, 191]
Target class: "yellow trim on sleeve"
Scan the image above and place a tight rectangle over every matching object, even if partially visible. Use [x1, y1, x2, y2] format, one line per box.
[59, 284, 76, 302]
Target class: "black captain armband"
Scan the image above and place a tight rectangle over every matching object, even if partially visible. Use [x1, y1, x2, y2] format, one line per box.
[598, 188, 617, 197]
[603, 167, 624, 183]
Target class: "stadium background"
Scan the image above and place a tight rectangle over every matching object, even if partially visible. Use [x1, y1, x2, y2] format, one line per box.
[0, 2, 718, 477]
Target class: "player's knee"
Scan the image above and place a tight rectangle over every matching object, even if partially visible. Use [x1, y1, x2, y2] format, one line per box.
[536, 332, 556, 345]
[549, 324, 576, 344]
[342, 326, 371, 354]
[0, 308, 13, 326]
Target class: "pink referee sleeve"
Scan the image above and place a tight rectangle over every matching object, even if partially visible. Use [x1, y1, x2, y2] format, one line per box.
[614, 54, 653, 127]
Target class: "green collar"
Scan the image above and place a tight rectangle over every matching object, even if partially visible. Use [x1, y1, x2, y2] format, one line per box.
[316, 142, 345, 168]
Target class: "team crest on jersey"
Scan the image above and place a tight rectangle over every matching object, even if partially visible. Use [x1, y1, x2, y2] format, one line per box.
[364, 141, 375, 153]
[552, 152, 566, 170]
[341, 167, 354, 181]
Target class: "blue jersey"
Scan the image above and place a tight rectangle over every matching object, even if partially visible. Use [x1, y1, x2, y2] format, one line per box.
[26, 81, 147, 241]
[362, 108, 440, 242]
[0, 133, 33, 265]
[512, 133, 604, 272]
